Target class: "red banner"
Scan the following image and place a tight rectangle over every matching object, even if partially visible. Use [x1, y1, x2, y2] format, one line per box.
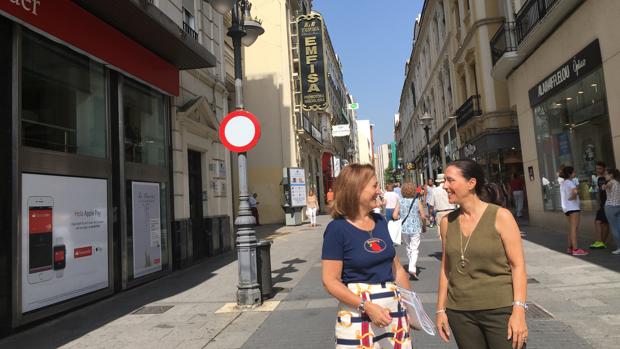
[0, 0, 179, 95]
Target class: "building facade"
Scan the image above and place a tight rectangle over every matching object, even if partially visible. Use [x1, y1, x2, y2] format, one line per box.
[398, 0, 523, 187]
[491, 0, 619, 232]
[356, 120, 375, 165]
[0, 0, 220, 335]
[376, 144, 391, 190]
[168, 0, 235, 267]
[242, 1, 356, 223]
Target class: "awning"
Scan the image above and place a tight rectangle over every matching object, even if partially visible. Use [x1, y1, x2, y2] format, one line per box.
[73, 0, 217, 70]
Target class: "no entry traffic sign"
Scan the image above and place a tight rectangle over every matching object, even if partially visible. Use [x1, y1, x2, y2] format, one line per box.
[219, 110, 261, 153]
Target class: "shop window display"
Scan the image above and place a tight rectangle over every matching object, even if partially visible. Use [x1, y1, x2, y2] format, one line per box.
[534, 69, 615, 211]
[123, 80, 167, 167]
[21, 30, 107, 157]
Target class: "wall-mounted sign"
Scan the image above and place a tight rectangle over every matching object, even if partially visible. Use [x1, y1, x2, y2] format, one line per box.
[347, 103, 359, 110]
[528, 39, 602, 106]
[296, 13, 328, 111]
[331, 124, 350, 137]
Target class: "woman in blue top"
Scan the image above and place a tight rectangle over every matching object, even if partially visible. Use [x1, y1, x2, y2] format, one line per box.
[322, 164, 413, 349]
[393, 182, 426, 280]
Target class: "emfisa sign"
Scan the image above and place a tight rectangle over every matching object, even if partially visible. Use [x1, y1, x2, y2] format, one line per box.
[296, 13, 328, 111]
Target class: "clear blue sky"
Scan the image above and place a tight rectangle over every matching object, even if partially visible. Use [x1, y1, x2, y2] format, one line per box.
[312, 0, 424, 147]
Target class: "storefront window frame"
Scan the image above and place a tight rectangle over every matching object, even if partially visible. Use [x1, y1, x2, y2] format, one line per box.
[118, 75, 172, 287]
[532, 67, 615, 212]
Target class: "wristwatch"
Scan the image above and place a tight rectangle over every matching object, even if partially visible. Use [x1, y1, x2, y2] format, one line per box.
[358, 298, 367, 313]
[512, 301, 528, 311]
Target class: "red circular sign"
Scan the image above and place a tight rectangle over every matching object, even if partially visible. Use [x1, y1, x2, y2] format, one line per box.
[219, 110, 261, 153]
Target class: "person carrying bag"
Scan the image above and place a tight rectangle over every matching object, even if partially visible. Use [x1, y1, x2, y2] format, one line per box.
[393, 183, 426, 280]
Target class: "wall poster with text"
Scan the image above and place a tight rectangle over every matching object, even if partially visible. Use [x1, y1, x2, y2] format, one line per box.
[21, 174, 109, 313]
[131, 182, 162, 278]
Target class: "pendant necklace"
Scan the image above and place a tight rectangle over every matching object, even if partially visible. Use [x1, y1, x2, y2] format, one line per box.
[458, 225, 474, 274]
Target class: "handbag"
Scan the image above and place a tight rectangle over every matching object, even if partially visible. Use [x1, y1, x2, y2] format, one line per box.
[387, 220, 402, 245]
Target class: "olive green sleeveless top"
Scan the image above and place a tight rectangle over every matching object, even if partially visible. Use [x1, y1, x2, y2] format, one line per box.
[445, 204, 513, 310]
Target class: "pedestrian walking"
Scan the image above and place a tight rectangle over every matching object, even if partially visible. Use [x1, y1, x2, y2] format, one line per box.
[435, 160, 528, 349]
[510, 173, 525, 218]
[327, 188, 335, 206]
[306, 189, 319, 227]
[394, 182, 402, 197]
[428, 174, 456, 239]
[383, 183, 400, 221]
[603, 168, 620, 254]
[249, 193, 260, 226]
[590, 161, 610, 249]
[560, 166, 588, 256]
[322, 164, 413, 348]
[393, 182, 425, 280]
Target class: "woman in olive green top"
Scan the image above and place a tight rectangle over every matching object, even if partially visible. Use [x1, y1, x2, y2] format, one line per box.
[436, 160, 528, 349]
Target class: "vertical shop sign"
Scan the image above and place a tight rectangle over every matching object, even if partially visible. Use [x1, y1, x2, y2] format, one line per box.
[296, 13, 328, 111]
[131, 182, 162, 278]
[21, 174, 109, 313]
[288, 168, 307, 207]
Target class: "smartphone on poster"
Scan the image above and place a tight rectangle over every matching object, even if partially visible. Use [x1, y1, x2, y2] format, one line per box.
[27, 196, 54, 284]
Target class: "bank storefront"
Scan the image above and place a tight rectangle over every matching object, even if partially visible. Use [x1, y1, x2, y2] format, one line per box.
[0, 0, 214, 334]
[529, 40, 614, 212]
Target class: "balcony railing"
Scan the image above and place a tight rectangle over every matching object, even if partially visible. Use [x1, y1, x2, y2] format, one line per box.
[183, 22, 198, 40]
[490, 21, 517, 65]
[455, 95, 482, 127]
[516, 0, 559, 44]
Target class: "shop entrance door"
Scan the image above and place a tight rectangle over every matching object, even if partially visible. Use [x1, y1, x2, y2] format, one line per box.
[188, 150, 207, 261]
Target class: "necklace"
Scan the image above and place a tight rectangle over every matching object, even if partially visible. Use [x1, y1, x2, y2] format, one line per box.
[458, 226, 474, 274]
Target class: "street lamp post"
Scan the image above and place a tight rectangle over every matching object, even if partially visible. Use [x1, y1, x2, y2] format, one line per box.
[210, 0, 264, 306]
[420, 112, 433, 182]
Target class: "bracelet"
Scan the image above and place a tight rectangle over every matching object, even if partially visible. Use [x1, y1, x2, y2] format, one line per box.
[512, 301, 528, 311]
[435, 309, 446, 314]
[358, 298, 367, 313]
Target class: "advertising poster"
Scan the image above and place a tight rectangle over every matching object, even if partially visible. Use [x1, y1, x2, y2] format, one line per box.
[132, 182, 162, 278]
[288, 168, 307, 207]
[21, 174, 109, 313]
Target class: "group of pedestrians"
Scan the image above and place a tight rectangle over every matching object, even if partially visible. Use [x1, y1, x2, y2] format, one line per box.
[321, 161, 528, 348]
[560, 161, 620, 256]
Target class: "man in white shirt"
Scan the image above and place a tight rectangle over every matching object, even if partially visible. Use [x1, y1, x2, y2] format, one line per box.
[383, 184, 400, 221]
[429, 174, 456, 238]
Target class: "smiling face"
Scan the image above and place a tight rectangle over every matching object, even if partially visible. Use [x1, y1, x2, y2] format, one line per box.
[443, 165, 477, 204]
[360, 176, 382, 211]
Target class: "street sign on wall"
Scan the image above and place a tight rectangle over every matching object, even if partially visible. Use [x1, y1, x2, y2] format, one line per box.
[331, 124, 350, 137]
[296, 13, 328, 111]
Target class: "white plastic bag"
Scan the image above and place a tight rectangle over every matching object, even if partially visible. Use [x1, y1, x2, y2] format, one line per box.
[387, 219, 402, 245]
[396, 286, 436, 336]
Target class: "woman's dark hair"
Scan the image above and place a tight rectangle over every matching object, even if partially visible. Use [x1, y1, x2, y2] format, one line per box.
[446, 159, 504, 205]
[561, 166, 575, 179]
[608, 168, 620, 181]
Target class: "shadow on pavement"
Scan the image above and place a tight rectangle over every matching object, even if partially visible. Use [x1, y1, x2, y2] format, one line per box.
[521, 223, 620, 274]
[0, 251, 237, 348]
[271, 258, 307, 285]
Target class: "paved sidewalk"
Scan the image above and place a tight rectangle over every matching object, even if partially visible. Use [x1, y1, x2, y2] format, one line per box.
[1, 215, 620, 348]
[0, 218, 328, 349]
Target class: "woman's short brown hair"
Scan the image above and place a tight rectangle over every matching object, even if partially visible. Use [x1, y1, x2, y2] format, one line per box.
[330, 164, 376, 219]
[401, 182, 416, 198]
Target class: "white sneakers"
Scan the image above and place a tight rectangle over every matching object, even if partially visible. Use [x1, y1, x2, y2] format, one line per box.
[611, 249, 620, 255]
